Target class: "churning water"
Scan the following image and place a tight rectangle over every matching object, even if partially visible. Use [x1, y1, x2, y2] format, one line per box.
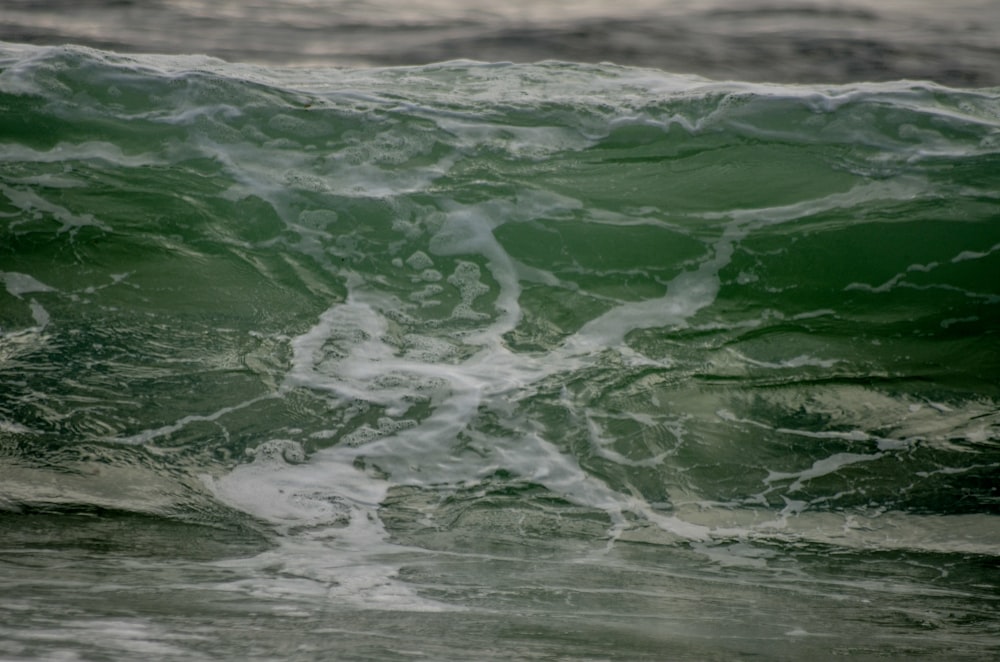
[1, 3, 999, 659]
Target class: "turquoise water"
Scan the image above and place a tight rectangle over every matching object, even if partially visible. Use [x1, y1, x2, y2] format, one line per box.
[1, 44, 999, 660]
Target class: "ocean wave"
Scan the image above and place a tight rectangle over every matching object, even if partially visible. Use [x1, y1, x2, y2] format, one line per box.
[1, 43, 999, 660]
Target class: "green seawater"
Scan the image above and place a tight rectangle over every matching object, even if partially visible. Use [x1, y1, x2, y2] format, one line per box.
[1, 44, 999, 660]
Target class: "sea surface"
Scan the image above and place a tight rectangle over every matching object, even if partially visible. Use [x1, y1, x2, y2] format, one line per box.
[1, 3, 1000, 661]
[2, 0, 1000, 86]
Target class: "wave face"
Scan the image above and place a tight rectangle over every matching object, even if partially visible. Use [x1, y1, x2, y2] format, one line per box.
[2, 44, 999, 660]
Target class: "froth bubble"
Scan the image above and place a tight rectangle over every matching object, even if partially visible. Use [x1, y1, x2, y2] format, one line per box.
[284, 171, 329, 193]
[448, 261, 489, 299]
[447, 261, 491, 320]
[410, 284, 443, 304]
[342, 418, 418, 447]
[247, 439, 307, 465]
[419, 269, 442, 282]
[405, 251, 434, 270]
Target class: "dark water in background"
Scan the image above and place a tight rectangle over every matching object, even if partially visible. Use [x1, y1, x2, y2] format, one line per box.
[1, 2, 1000, 661]
[1, 0, 1000, 86]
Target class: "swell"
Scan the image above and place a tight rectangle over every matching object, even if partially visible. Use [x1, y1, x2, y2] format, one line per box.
[0, 45, 998, 538]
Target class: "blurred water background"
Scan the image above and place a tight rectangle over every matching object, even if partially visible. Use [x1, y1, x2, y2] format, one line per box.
[2, 0, 1000, 85]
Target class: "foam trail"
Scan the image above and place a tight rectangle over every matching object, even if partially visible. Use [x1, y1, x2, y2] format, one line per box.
[207, 440, 456, 611]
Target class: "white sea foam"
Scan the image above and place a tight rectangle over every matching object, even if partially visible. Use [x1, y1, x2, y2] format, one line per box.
[202, 158, 962, 566]
[0, 184, 110, 234]
[2, 43, 998, 660]
[0, 271, 55, 298]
